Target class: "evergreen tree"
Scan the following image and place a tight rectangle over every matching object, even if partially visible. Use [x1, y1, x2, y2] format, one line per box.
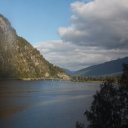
[119, 64, 128, 88]
[84, 64, 128, 128]
[76, 64, 128, 128]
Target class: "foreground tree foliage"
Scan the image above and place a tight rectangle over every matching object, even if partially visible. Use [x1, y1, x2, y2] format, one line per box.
[76, 64, 128, 128]
[85, 81, 128, 128]
[76, 121, 85, 128]
[119, 64, 128, 88]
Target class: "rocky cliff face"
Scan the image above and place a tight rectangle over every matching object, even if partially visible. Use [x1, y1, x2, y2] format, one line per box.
[0, 14, 69, 80]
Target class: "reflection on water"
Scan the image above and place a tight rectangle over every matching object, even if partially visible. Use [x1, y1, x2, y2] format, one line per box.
[0, 80, 99, 128]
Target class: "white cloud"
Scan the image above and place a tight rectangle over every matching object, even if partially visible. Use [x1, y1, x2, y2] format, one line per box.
[36, 40, 128, 70]
[58, 0, 128, 49]
[36, 0, 128, 70]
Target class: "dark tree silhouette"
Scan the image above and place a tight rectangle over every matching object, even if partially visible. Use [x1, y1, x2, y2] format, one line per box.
[84, 64, 128, 128]
[119, 64, 128, 88]
[76, 121, 85, 128]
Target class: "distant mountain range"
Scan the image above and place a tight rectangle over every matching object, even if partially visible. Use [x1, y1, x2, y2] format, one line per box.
[1, 14, 127, 79]
[69, 57, 128, 77]
[0, 14, 69, 80]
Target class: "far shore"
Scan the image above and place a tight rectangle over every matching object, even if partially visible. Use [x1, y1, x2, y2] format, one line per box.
[0, 77, 71, 81]
[21, 77, 70, 81]
[0, 77, 103, 83]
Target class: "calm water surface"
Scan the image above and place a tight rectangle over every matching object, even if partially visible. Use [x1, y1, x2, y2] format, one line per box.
[0, 80, 100, 128]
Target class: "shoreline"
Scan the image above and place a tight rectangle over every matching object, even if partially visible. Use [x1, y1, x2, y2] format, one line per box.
[0, 77, 71, 81]
[0, 78, 102, 83]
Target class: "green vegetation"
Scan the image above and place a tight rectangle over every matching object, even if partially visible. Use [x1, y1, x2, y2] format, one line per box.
[71, 75, 120, 82]
[14, 36, 63, 78]
[0, 14, 69, 80]
[76, 64, 128, 128]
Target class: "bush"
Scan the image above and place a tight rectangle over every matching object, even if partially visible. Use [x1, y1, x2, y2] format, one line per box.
[84, 64, 128, 128]
[76, 64, 128, 128]
[85, 81, 128, 128]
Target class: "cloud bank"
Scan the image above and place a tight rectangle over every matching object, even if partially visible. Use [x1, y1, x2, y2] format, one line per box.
[36, 40, 128, 70]
[59, 0, 128, 49]
[36, 0, 128, 70]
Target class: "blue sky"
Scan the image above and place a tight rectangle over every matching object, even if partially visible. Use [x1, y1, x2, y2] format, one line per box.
[0, 0, 75, 44]
[0, 0, 128, 70]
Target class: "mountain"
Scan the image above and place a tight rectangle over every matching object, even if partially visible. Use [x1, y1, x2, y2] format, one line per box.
[63, 68, 75, 76]
[0, 14, 69, 80]
[73, 57, 128, 77]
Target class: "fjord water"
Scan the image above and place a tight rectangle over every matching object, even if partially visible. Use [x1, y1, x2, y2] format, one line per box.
[0, 80, 99, 128]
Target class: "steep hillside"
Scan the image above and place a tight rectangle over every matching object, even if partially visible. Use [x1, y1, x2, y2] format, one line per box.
[73, 57, 128, 77]
[0, 14, 69, 80]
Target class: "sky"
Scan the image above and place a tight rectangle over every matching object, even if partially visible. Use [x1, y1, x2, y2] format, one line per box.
[0, 0, 75, 43]
[0, 0, 128, 70]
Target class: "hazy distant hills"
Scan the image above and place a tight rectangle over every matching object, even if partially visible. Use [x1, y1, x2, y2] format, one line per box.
[0, 14, 69, 80]
[71, 57, 128, 77]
